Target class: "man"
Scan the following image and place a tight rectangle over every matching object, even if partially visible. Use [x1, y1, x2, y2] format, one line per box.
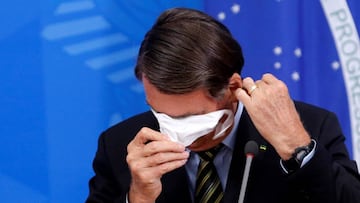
[86, 8, 360, 203]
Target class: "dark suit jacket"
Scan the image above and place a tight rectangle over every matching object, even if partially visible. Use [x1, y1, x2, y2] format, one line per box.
[86, 102, 360, 203]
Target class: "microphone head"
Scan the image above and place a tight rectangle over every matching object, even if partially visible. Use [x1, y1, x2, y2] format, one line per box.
[244, 140, 259, 156]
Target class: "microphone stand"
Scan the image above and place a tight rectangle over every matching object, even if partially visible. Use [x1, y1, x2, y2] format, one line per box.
[238, 140, 258, 203]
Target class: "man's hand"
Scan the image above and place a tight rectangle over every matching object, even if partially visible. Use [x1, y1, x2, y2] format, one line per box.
[126, 127, 189, 203]
[235, 73, 311, 160]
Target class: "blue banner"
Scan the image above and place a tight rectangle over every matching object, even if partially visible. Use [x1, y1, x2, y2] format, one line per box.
[205, 0, 360, 164]
[1, 0, 359, 202]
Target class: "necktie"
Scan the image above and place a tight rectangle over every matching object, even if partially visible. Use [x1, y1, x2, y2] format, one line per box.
[195, 145, 223, 203]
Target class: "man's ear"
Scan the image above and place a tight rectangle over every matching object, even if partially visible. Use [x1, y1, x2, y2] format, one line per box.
[228, 73, 242, 102]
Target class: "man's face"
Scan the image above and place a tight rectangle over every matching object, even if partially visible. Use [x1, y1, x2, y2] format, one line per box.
[143, 76, 236, 151]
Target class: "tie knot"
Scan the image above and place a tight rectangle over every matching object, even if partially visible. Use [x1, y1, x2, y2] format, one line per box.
[197, 144, 223, 162]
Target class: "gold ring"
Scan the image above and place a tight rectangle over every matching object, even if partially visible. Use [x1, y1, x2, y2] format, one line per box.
[248, 85, 258, 95]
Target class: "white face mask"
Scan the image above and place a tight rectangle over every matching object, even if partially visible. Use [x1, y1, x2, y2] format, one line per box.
[151, 109, 234, 146]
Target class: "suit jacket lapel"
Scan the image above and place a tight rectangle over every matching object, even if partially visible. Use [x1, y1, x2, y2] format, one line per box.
[158, 167, 192, 203]
[223, 108, 266, 202]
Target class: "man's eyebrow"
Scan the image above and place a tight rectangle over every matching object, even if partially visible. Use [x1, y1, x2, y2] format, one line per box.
[153, 109, 208, 119]
[146, 99, 209, 118]
[171, 113, 195, 119]
[152, 108, 193, 119]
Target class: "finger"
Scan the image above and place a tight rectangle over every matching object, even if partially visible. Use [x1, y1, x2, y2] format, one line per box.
[147, 151, 189, 167]
[242, 77, 261, 97]
[262, 73, 278, 84]
[129, 150, 188, 175]
[143, 140, 185, 156]
[156, 159, 188, 175]
[255, 79, 263, 87]
[242, 77, 256, 90]
[235, 88, 251, 107]
[141, 158, 188, 179]
[134, 127, 170, 145]
[261, 73, 289, 94]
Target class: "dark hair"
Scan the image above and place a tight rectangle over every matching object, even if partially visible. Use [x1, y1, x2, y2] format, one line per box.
[135, 7, 244, 98]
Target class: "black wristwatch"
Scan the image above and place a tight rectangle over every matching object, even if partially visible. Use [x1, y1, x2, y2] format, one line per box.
[282, 139, 315, 173]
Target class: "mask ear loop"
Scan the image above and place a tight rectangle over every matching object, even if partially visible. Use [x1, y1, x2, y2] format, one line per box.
[212, 110, 234, 140]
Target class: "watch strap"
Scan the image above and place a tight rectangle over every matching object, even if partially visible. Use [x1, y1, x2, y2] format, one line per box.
[281, 139, 316, 173]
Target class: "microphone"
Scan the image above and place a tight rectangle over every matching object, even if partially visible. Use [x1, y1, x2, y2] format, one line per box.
[238, 140, 259, 203]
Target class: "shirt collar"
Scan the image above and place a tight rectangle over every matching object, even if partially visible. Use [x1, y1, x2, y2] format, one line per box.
[222, 102, 243, 151]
